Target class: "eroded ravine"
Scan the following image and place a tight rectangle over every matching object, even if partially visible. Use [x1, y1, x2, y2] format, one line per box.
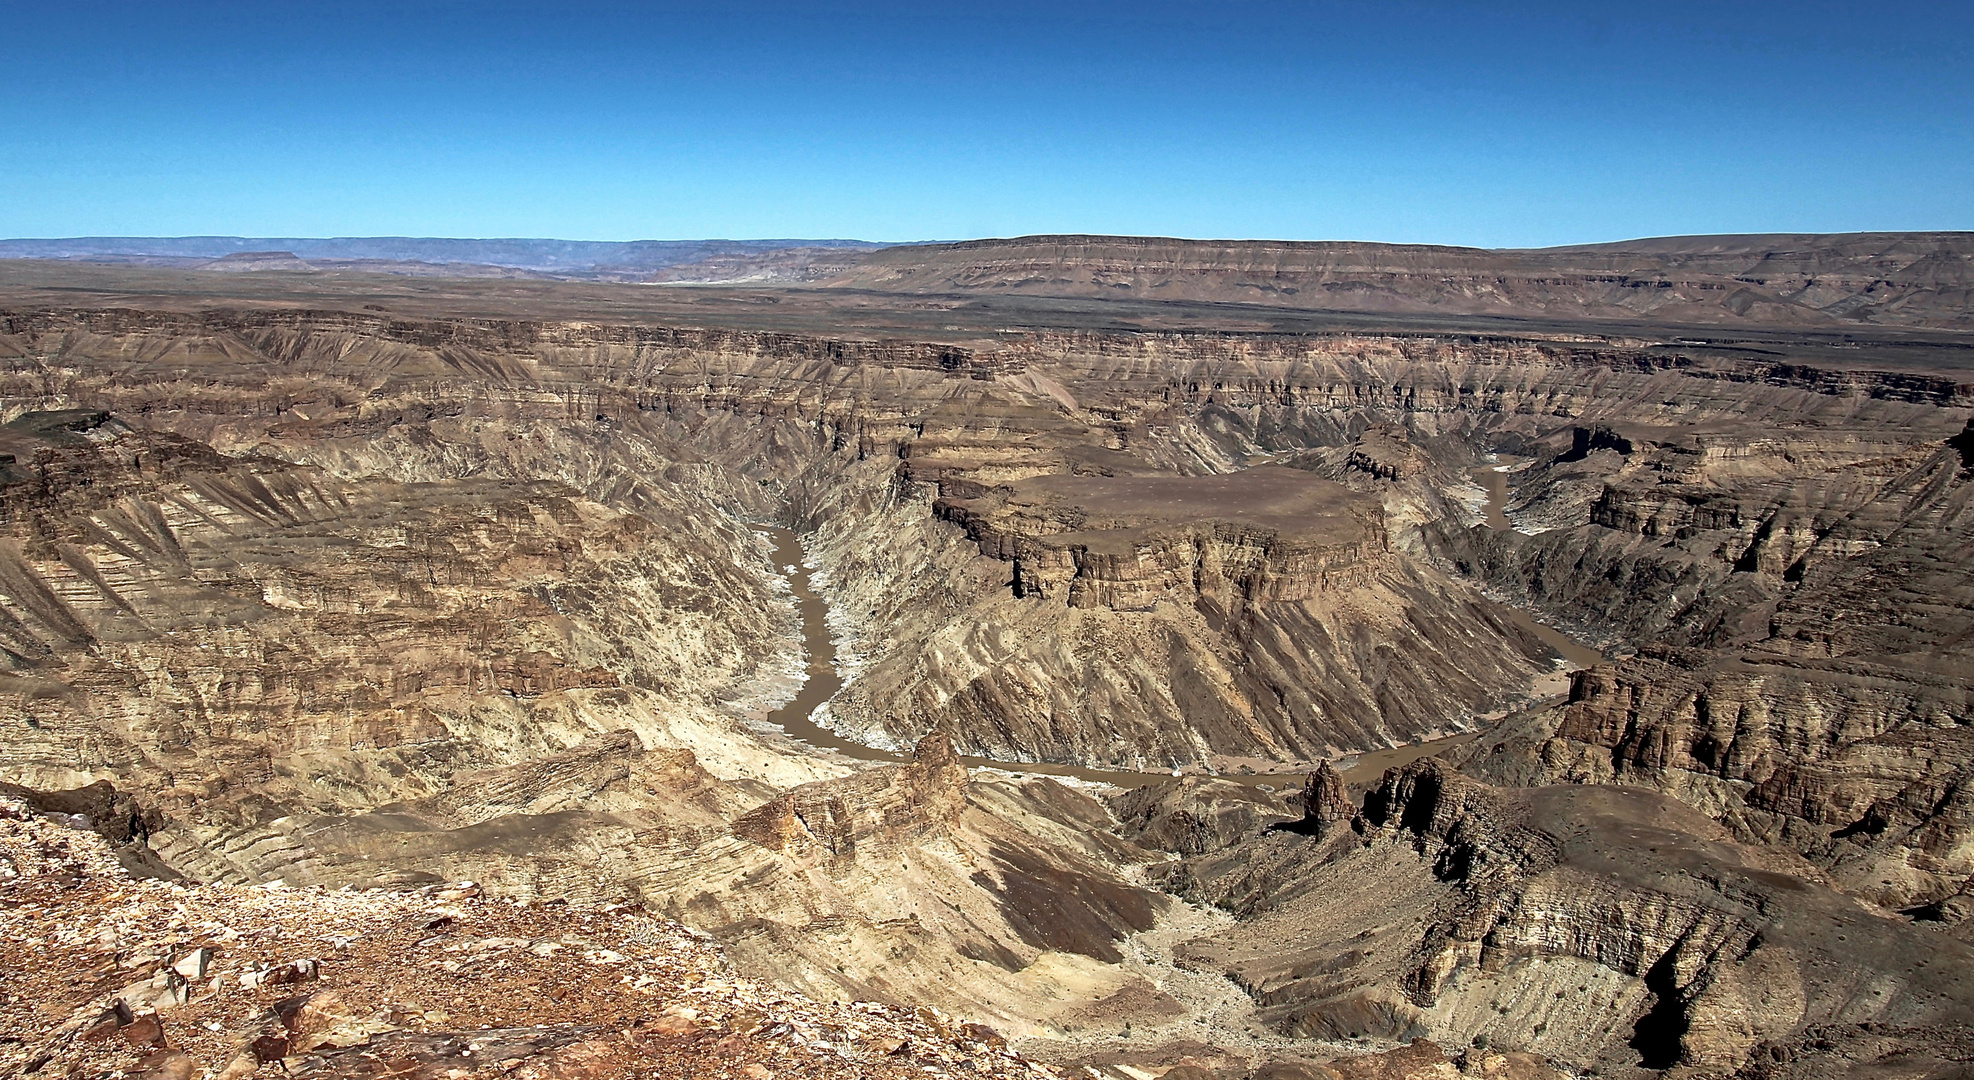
[761, 526, 1228, 787]
[760, 453, 1605, 788]
[1469, 459, 1606, 672]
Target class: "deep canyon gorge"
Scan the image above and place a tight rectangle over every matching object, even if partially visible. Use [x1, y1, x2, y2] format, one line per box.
[1, 234, 1972, 1080]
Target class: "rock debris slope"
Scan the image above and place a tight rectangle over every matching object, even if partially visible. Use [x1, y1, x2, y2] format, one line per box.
[0, 794, 1058, 1080]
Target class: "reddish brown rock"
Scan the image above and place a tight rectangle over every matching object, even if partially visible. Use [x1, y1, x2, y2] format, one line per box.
[1301, 762, 1358, 839]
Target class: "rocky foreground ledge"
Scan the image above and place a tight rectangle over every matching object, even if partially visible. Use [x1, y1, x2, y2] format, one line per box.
[2, 792, 1571, 1080]
[0, 796, 1054, 1080]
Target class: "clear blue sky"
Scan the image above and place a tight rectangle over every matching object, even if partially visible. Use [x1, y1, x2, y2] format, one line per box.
[3, 1, 1969, 247]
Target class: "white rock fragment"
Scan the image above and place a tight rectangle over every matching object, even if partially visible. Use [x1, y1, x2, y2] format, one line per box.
[118, 969, 190, 1012]
[172, 946, 213, 979]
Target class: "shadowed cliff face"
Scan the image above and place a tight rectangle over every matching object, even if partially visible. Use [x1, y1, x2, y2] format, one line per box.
[0, 301, 1971, 1078]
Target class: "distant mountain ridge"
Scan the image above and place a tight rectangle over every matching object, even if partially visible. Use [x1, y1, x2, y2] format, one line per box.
[0, 235, 892, 275]
[822, 232, 1974, 330]
[4, 231, 1969, 329]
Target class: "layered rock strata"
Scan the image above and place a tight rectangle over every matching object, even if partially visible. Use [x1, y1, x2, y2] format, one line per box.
[1444, 416, 1974, 910]
[1156, 759, 1974, 1077]
[801, 456, 1558, 766]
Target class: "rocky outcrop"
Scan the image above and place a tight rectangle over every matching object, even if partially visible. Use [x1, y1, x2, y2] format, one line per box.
[0, 795, 1065, 1080]
[934, 467, 1390, 608]
[1449, 421, 1974, 909]
[1300, 762, 1359, 840]
[1108, 777, 1297, 856]
[731, 733, 970, 866]
[803, 455, 1559, 767]
[1166, 760, 1974, 1076]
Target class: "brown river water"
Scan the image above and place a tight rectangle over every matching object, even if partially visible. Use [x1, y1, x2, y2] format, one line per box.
[759, 463, 1600, 790]
[1471, 461, 1602, 670]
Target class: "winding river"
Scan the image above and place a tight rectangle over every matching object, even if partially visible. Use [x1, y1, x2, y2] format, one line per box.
[1471, 462, 1603, 670]
[758, 464, 1601, 789]
[758, 528, 1185, 787]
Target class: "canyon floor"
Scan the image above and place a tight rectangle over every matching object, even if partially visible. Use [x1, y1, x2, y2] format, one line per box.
[0, 238, 1971, 1080]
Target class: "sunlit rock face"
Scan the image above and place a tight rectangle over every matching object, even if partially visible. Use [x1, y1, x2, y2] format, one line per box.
[829, 453, 1561, 768]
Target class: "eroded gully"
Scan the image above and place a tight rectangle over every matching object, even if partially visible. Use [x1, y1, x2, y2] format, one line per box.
[759, 466, 1599, 789]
